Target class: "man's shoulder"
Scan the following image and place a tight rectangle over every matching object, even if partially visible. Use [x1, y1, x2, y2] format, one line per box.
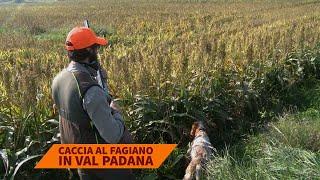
[52, 69, 69, 83]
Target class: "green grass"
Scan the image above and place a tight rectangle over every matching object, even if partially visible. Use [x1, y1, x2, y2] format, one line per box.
[207, 144, 320, 179]
[272, 109, 320, 153]
[206, 88, 320, 179]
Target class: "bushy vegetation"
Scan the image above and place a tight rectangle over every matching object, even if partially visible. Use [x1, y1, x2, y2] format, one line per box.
[0, 0, 319, 179]
[207, 106, 320, 179]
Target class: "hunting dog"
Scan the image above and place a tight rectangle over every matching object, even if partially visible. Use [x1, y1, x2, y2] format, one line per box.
[183, 121, 215, 180]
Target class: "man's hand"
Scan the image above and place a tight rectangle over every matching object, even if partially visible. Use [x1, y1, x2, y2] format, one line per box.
[110, 100, 121, 113]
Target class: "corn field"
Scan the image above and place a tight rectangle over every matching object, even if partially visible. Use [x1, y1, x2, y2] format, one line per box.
[0, 0, 320, 179]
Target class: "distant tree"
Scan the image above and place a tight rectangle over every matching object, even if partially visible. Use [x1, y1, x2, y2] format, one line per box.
[15, 0, 23, 3]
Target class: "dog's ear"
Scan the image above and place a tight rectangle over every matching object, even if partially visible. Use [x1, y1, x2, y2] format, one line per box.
[190, 121, 199, 137]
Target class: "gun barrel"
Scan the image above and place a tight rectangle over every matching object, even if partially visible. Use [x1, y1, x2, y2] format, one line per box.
[82, 19, 112, 102]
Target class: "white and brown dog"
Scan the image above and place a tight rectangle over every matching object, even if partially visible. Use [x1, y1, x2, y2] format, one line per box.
[183, 121, 215, 180]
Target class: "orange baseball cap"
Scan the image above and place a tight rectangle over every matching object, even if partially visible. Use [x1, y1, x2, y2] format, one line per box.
[65, 27, 107, 51]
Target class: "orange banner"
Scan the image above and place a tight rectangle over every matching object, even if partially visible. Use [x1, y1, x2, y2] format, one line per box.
[35, 144, 177, 169]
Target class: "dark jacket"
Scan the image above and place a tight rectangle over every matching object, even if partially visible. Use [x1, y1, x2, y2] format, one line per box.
[52, 61, 134, 180]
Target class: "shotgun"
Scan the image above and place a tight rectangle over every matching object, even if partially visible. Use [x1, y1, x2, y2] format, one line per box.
[83, 20, 112, 103]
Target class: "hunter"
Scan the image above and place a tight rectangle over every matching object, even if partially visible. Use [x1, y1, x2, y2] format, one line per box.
[52, 26, 134, 179]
